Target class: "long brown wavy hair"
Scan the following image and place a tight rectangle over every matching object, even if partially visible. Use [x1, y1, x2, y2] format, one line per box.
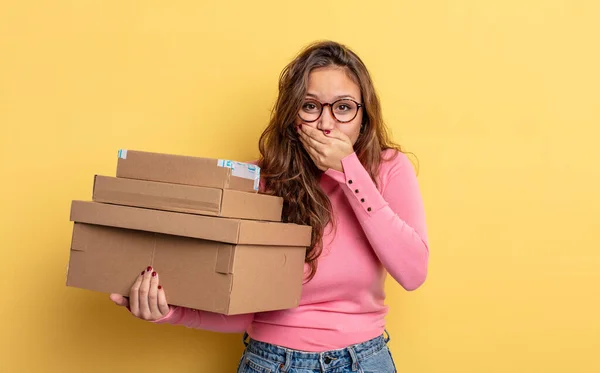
[258, 40, 403, 281]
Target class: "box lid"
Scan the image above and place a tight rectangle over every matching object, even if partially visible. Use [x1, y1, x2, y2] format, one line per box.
[92, 175, 283, 221]
[116, 150, 260, 193]
[69, 201, 312, 247]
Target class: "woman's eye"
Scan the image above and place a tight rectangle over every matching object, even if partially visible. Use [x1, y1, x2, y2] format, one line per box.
[303, 103, 317, 111]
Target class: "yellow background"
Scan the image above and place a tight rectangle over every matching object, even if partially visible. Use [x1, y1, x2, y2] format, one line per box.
[1, 1, 599, 372]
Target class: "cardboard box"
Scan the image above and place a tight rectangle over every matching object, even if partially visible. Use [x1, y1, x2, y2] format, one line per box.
[66, 201, 311, 315]
[116, 149, 260, 193]
[92, 175, 283, 222]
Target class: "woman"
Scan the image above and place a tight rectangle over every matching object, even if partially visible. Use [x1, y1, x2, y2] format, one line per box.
[110, 40, 429, 373]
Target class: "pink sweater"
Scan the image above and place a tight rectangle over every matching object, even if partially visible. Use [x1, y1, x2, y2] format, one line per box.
[153, 150, 429, 352]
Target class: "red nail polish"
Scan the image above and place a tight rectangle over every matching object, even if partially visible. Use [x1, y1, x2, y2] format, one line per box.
[324, 130, 330, 135]
[147, 266, 152, 272]
[141, 271, 145, 275]
[158, 285, 162, 290]
[152, 271, 157, 277]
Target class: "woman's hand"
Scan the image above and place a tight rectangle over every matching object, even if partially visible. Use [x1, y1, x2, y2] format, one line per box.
[109, 266, 170, 321]
[297, 125, 354, 172]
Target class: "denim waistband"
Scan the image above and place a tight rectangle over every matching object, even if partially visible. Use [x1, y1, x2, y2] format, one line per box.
[243, 331, 390, 372]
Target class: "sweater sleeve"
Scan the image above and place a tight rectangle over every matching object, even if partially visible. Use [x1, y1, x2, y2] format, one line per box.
[150, 306, 255, 333]
[324, 151, 429, 290]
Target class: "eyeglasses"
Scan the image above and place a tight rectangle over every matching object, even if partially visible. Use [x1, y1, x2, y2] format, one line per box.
[298, 98, 363, 123]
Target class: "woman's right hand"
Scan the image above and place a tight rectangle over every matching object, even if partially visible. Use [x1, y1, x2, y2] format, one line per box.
[109, 266, 171, 321]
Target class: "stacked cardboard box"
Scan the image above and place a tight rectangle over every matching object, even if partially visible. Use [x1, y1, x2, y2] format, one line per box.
[66, 150, 312, 315]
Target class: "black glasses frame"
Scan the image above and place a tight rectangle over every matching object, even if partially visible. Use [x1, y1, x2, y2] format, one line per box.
[298, 98, 364, 123]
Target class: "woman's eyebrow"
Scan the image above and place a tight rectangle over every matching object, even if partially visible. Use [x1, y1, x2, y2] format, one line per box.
[305, 93, 357, 100]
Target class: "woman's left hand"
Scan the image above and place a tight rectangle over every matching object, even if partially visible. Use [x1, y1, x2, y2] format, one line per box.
[297, 125, 354, 172]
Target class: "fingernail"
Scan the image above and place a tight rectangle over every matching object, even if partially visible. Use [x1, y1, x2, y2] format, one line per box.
[141, 271, 145, 275]
[324, 130, 331, 135]
[158, 285, 162, 290]
[152, 271, 157, 277]
[147, 266, 152, 272]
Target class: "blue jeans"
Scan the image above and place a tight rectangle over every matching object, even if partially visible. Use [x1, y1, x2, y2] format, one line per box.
[237, 331, 397, 373]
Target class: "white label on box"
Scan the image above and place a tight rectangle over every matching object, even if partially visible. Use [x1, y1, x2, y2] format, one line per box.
[217, 159, 233, 168]
[254, 167, 261, 191]
[217, 159, 260, 191]
[118, 149, 128, 159]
